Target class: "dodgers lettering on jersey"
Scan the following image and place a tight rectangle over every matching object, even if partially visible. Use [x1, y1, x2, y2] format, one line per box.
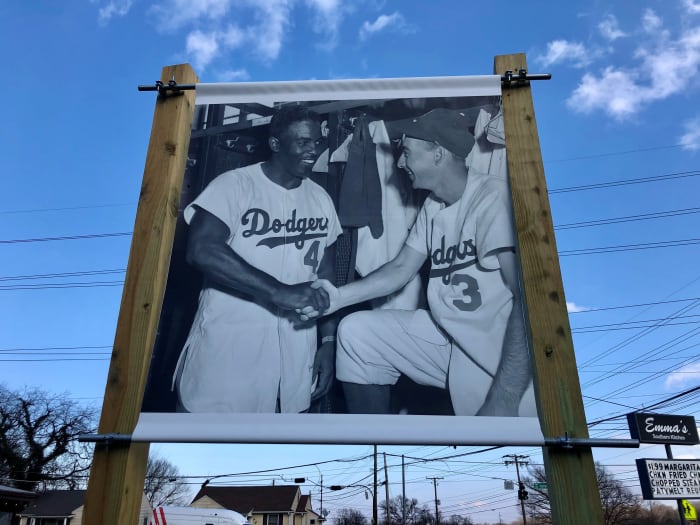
[241, 208, 330, 249]
[427, 234, 483, 312]
[428, 235, 477, 283]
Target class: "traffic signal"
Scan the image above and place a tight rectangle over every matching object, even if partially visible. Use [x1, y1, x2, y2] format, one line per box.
[518, 483, 529, 501]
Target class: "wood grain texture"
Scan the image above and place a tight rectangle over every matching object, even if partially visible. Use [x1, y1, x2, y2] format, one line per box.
[82, 63, 198, 525]
[495, 53, 604, 524]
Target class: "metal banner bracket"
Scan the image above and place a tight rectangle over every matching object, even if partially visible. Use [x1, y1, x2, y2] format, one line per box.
[138, 76, 196, 98]
[501, 68, 552, 86]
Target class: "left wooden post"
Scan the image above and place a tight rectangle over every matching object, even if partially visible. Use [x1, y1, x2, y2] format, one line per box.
[82, 63, 198, 525]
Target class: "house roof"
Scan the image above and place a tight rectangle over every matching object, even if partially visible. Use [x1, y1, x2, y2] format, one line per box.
[296, 494, 310, 513]
[193, 485, 308, 514]
[0, 484, 36, 513]
[0, 484, 36, 501]
[19, 489, 86, 517]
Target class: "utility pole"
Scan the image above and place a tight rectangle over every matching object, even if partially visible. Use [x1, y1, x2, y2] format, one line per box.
[401, 454, 406, 525]
[373, 445, 378, 525]
[426, 477, 442, 525]
[504, 455, 529, 525]
[383, 453, 390, 525]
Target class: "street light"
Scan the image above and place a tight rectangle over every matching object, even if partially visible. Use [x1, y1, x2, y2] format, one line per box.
[294, 469, 325, 522]
[329, 482, 385, 525]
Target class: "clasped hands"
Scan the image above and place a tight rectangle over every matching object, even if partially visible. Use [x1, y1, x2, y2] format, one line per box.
[275, 280, 337, 321]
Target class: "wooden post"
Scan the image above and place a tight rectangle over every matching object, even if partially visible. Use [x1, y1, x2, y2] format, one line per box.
[82, 63, 198, 525]
[495, 53, 604, 523]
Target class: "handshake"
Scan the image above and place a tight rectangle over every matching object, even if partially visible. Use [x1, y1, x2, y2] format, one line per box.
[273, 280, 339, 321]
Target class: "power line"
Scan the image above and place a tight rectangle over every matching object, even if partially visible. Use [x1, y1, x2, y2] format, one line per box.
[587, 384, 700, 427]
[0, 232, 132, 244]
[568, 297, 700, 314]
[559, 238, 700, 256]
[0, 203, 135, 215]
[0, 281, 124, 290]
[0, 345, 112, 352]
[0, 269, 125, 282]
[554, 207, 700, 230]
[548, 170, 700, 194]
[546, 143, 687, 163]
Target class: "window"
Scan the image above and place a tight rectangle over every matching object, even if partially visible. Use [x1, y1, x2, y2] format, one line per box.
[266, 513, 282, 525]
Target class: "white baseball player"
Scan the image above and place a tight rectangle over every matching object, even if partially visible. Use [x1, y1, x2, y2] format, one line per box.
[174, 105, 342, 413]
[303, 107, 534, 416]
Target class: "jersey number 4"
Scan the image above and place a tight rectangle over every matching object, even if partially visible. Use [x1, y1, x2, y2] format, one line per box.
[303, 240, 321, 271]
[452, 273, 482, 311]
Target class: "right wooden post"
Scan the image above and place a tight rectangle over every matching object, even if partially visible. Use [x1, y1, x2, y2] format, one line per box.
[495, 53, 604, 524]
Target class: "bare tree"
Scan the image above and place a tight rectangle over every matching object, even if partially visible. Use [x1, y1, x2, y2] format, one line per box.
[522, 463, 639, 525]
[379, 496, 436, 525]
[444, 514, 474, 525]
[597, 463, 640, 525]
[626, 502, 681, 524]
[0, 385, 96, 491]
[521, 466, 551, 524]
[143, 453, 191, 506]
[334, 508, 368, 525]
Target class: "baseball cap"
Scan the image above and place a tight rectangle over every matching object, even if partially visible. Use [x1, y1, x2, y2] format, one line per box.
[389, 107, 475, 158]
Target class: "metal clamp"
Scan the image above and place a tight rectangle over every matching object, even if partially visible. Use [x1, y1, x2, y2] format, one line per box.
[138, 76, 196, 97]
[501, 68, 552, 86]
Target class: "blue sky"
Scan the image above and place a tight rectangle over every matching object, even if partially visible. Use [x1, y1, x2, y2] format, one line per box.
[2, 0, 700, 522]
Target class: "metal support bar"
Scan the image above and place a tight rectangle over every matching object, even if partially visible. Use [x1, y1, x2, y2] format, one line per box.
[78, 431, 637, 449]
[137, 71, 548, 96]
[78, 433, 133, 444]
[501, 68, 551, 85]
[545, 435, 640, 449]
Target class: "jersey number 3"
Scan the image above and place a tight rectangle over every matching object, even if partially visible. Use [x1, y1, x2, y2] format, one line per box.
[303, 240, 321, 271]
[452, 273, 482, 311]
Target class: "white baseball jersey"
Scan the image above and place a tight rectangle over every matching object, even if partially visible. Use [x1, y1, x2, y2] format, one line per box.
[405, 169, 515, 382]
[175, 162, 342, 413]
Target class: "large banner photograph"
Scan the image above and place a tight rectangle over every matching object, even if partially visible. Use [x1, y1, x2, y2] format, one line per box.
[134, 76, 543, 445]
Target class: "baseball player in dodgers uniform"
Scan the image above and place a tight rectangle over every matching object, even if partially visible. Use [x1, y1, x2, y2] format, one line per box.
[175, 105, 341, 413]
[303, 107, 535, 416]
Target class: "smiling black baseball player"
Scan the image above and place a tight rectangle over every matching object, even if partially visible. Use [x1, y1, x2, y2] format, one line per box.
[174, 105, 342, 413]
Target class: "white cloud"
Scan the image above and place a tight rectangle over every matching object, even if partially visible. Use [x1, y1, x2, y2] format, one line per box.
[248, 0, 294, 61]
[305, 0, 345, 50]
[97, 0, 133, 24]
[679, 116, 700, 151]
[535, 40, 591, 68]
[150, 0, 293, 69]
[566, 302, 589, 313]
[150, 0, 233, 32]
[186, 30, 220, 71]
[684, 0, 700, 14]
[220, 25, 245, 48]
[182, 24, 247, 71]
[359, 12, 409, 41]
[566, 24, 700, 119]
[664, 363, 700, 389]
[641, 8, 663, 34]
[567, 67, 639, 118]
[217, 69, 251, 82]
[598, 15, 626, 41]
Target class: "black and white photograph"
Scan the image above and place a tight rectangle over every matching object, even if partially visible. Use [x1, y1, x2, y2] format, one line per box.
[136, 76, 541, 444]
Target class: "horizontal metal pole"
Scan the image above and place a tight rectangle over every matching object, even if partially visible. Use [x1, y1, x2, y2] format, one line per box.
[78, 433, 132, 444]
[545, 436, 640, 448]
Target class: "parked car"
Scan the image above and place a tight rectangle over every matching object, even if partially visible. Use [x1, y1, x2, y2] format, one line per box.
[149, 506, 251, 525]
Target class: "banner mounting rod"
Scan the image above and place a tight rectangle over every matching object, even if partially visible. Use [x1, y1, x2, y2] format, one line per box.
[136, 69, 551, 97]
